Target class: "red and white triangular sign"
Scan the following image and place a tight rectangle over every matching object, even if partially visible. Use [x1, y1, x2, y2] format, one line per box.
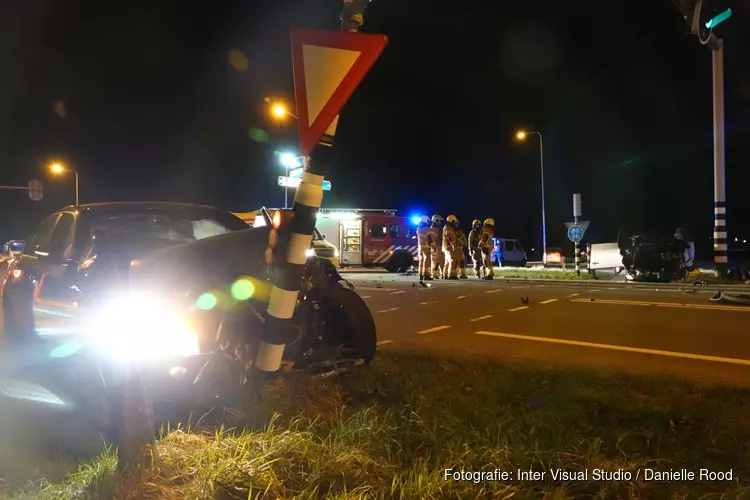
[290, 27, 388, 156]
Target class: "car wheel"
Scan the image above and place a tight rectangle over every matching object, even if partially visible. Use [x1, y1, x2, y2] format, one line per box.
[319, 288, 377, 364]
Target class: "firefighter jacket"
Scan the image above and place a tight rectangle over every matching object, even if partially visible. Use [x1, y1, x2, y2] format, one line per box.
[468, 228, 481, 250]
[442, 224, 457, 253]
[456, 228, 467, 251]
[429, 224, 442, 251]
[479, 225, 495, 250]
[416, 223, 432, 249]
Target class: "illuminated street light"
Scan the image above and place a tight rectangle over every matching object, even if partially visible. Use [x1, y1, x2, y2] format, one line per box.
[270, 101, 297, 120]
[514, 129, 546, 262]
[48, 161, 79, 205]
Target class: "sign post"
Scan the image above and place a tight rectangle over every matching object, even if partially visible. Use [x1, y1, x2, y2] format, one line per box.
[252, 22, 388, 380]
[567, 194, 588, 276]
[0, 179, 44, 201]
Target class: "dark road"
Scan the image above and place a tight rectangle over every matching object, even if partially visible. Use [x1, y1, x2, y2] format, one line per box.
[344, 274, 750, 385]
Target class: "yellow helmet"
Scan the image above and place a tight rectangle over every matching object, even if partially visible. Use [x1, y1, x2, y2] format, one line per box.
[431, 214, 443, 224]
[446, 215, 458, 224]
[484, 218, 495, 226]
[472, 219, 481, 226]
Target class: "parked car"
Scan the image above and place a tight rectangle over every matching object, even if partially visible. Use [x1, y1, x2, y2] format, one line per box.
[491, 238, 527, 267]
[544, 247, 564, 265]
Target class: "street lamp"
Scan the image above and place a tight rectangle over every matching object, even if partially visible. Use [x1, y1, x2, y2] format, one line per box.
[270, 101, 297, 121]
[515, 130, 547, 264]
[48, 162, 79, 205]
[278, 152, 303, 208]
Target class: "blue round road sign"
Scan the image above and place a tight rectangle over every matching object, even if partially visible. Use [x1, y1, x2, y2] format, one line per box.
[567, 224, 583, 242]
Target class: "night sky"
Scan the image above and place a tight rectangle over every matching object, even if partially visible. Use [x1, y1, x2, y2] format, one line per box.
[1, 0, 748, 258]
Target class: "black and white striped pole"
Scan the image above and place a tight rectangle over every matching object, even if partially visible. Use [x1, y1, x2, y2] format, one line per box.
[252, 0, 373, 377]
[573, 193, 582, 276]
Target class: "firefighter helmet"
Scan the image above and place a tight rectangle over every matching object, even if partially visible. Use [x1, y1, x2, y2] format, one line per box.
[431, 214, 443, 224]
[472, 219, 481, 226]
[420, 215, 430, 224]
[446, 215, 458, 224]
[484, 218, 495, 226]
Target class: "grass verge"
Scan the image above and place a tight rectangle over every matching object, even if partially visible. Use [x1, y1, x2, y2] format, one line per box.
[6, 349, 750, 499]
[494, 266, 592, 280]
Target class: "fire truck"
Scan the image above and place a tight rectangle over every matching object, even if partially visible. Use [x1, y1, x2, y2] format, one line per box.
[314, 209, 417, 272]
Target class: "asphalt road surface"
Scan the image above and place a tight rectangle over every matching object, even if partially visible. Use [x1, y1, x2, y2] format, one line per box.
[344, 274, 750, 386]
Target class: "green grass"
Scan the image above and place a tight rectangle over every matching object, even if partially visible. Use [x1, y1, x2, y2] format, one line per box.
[494, 266, 593, 280]
[6, 349, 750, 499]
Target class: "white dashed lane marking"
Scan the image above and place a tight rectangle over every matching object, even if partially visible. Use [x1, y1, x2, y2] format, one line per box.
[540, 298, 558, 305]
[377, 307, 400, 313]
[469, 315, 494, 322]
[417, 325, 451, 334]
[474, 331, 750, 367]
[389, 290, 405, 295]
[456, 294, 472, 299]
[420, 301, 438, 305]
[508, 306, 530, 312]
[566, 293, 579, 298]
[377, 340, 394, 346]
[360, 295, 371, 299]
[485, 289, 502, 294]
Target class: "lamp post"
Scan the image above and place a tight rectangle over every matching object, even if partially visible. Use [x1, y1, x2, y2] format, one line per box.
[48, 162, 79, 205]
[515, 130, 547, 263]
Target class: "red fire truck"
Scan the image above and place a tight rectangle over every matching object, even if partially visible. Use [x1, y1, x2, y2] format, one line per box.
[314, 209, 418, 272]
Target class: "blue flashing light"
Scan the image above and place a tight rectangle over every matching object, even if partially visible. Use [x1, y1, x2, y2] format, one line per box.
[411, 215, 421, 225]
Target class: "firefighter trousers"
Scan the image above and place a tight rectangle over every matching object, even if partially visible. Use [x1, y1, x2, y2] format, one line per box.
[444, 249, 461, 278]
[418, 247, 431, 278]
[471, 248, 482, 275]
[481, 248, 494, 277]
[458, 249, 467, 277]
[432, 248, 445, 278]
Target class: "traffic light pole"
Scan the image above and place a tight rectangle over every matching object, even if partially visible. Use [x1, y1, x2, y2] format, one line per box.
[710, 39, 728, 277]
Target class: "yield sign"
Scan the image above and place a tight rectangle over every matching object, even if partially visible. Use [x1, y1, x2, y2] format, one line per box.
[290, 27, 388, 156]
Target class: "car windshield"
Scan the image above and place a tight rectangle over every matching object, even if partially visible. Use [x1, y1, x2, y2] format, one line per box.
[89, 207, 249, 243]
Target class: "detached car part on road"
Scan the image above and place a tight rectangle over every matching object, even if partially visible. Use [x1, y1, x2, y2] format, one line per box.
[1, 202, 376, 435]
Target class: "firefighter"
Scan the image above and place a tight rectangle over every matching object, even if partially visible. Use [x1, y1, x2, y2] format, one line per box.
[430, 214, 445, 278]
[479, 218, 496, 280]
[468, 219, 483, 278]
[456, 221, 468, 279]
[442, 215, 460, 279]
[416, 215, 433, 280]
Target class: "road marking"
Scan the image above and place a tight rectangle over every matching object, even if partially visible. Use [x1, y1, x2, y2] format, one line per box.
[571, 298, 750, 312]
[474, 331, 750, 367]
[485, 289, 502, 294]
[360, 295, 371, 299]
[376, 307, 400, 313]
[566, 293, 579, 297]
[417, 325, 451, 334]
[420, 300, 438, 305]
[456, 294, 472, 299]
[470, 315, 494, 322]
[356, 287, 398, 292]
[540, 298, 558, 305]
[389, 290, 405, 295]
[377, 340, 394, 346]
[589, 289, 600, 292]
[508, 306, 530, 312]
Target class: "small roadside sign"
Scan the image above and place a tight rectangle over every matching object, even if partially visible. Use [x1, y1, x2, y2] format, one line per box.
[290, 27, 388, 156]
[278, 176, 331, 191]
[565, 221, 590, 242]
[28, 179, 44, 201]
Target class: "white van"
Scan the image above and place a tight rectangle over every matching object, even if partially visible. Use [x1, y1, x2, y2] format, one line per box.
[491, 238, 527, 267]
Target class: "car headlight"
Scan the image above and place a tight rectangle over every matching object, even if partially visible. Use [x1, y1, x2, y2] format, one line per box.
[85, 293, 200, 361]
[305, 248, 315, 257]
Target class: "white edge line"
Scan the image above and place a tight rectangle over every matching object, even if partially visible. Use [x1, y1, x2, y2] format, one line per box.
[474, 331, 750, 367]
[377, 340, 394, 346]
[417, 325, 451, 334]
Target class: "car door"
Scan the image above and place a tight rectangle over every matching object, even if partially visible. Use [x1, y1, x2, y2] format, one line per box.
[3, 213, 61, 338]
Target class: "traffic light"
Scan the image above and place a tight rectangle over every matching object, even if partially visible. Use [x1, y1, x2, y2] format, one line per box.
[673, 0, 732, 39]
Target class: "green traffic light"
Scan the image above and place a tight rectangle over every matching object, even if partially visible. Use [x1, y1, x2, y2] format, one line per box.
[705, 8, 731, 29]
